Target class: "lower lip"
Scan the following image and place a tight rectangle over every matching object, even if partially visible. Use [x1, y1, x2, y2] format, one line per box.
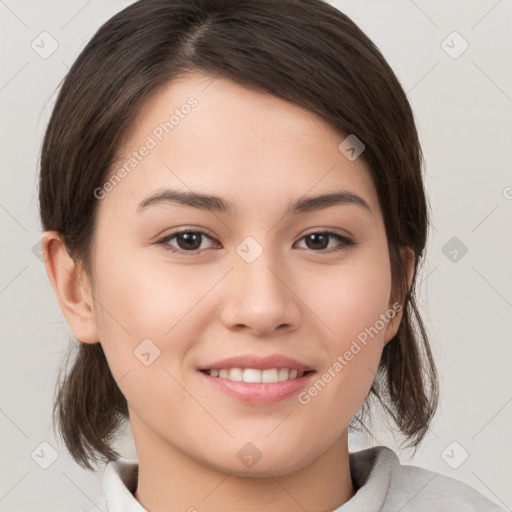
[199, 371, 316, 405]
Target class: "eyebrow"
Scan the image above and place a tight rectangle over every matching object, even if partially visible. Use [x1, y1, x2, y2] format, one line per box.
[136, 188, 372, 215]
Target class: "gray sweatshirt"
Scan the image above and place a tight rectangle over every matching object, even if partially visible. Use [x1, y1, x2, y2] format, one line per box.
[81, 445, 507, 511]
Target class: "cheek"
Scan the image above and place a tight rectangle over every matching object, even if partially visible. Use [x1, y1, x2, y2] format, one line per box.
[299, 248, 392, 408]
[90, 255, 195, 421]
[90, 247, 224, 387]
[305, 247, 393, 346]
[92, 248, 206, 338]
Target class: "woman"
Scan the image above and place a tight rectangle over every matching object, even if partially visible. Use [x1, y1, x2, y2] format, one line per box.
[38, 0, 505, 510]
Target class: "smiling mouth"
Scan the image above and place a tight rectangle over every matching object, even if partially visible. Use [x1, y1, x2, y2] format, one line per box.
[200, 368, 315, 383]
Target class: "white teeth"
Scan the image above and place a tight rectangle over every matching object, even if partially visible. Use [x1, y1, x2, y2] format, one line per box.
[243, 368, 261, 383]
[261, 369, 278, 383]
[229, 368, 243, 381]
[278, 368, 289, 381]
[206, 367, 308, 383]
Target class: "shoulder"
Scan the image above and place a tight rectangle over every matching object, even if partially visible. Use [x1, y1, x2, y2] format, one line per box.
[351, 445, 507, 512]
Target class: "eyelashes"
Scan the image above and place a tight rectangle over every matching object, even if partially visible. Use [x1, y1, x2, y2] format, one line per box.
[156, 229, 355, 255]
[157, 229, 219, 253]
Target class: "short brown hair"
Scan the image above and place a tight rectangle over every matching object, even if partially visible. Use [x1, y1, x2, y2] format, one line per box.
[39, 0, 439, 471]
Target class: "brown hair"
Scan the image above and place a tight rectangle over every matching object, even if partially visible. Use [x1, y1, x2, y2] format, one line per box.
[39, 0, 438, 471]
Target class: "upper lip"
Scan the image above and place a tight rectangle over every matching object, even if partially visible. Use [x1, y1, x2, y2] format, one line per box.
[199, 354, 315, 371]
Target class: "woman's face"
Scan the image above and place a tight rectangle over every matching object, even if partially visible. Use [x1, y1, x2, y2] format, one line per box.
[87, 72, 405, 476]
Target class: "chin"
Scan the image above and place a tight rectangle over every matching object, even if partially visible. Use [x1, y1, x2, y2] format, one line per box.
[213, 457, 309, 478]
[196, 441, 319, 478]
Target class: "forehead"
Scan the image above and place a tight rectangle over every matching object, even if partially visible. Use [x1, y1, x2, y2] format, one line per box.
[102, 71, 379, 218]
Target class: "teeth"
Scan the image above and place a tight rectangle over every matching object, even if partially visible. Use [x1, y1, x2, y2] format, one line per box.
[230, 368, 243, 381]
[206, 368, 307, 383]
[243, 368, 261, 383]
[261, 369, 278, 383]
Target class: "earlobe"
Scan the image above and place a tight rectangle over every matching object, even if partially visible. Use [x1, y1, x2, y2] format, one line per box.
[41, 231, 99, 344]
[383, 246, 415, 345]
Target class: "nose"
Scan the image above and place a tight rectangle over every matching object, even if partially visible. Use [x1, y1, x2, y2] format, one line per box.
[220, 244, 302, 337]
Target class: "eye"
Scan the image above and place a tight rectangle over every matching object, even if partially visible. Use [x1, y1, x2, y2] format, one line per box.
[157, 229, 217, 253]
[156, 229, 354, 254]
[295, 231, 354, 252]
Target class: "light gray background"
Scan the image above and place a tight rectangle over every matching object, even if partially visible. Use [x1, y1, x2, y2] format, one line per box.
[1, 1, 511, 511]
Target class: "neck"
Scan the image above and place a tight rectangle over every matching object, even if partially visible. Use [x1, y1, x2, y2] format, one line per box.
[132, 420, 355, 512]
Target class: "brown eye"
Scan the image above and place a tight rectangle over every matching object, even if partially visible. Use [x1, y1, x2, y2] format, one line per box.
[158, 230, 216, 253]
[156, 229, 354, 255]
[296, 231, 354, 252]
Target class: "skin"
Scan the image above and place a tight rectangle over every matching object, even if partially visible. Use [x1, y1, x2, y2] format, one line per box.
[42, 72, 414, 512]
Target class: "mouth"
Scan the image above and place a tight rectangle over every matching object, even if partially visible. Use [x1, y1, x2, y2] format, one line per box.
[200, 368, 315, 383]
[198, 354, 316, 404]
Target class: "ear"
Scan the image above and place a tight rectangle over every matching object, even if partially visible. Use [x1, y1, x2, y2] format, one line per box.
[41, 231, 99, 344]
[383, 246, 415, 345]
